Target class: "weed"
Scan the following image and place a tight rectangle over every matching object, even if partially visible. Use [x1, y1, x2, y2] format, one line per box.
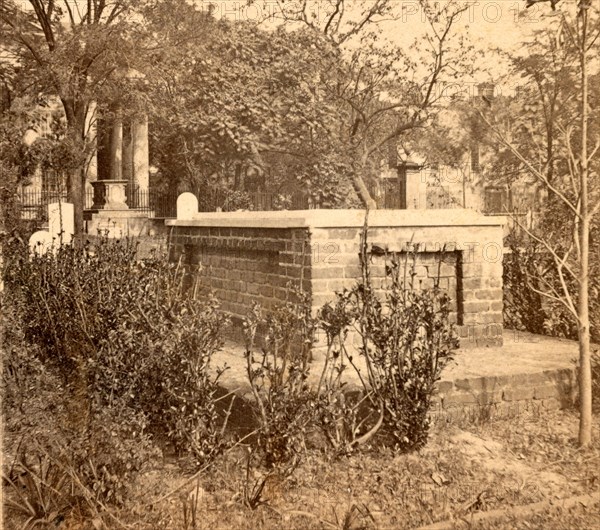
[244, 298, 317, 469]
[3, 453, 71, 528]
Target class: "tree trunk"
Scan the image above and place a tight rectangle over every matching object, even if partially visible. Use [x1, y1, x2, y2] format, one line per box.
[353, 174, 377, 209]
[61, 98, 89, 240]
[578, 215, 591, 447]
[577, 0, 591, 447]
[353, 150, 377, 209]
[67, 166, 84, 239]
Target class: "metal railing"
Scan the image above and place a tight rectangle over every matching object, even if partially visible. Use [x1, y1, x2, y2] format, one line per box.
[17, 185, 468, 222]
[196, 189, 315, 212]
[16, 188, 317, 221]
[16, 190, 95, 221]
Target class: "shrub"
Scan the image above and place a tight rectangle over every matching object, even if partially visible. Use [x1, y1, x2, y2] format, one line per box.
[316, 225, 457, 452]
[2, 237, 229, 489]
[243, 223, 457, 458]
[243, 298, 317, 469]
[503, 231, 599, 343]
[503, 235, 548, 335]
[347, 234, 457, 451]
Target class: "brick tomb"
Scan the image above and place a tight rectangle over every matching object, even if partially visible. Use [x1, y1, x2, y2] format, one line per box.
[167, 208, 505, 348]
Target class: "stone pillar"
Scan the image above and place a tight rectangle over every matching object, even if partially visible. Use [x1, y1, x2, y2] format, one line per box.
[122, 121, 133, 185]
[89, 107, 129, 211]
[132, 115, 149, 208]
[132, 115, 149, 190]
[122, 122, 133, 205]
[399, 161, 425, 209]
[110, 111, 123, 181]
[96, 114, 111, 182]
[84, 102, 97, 194]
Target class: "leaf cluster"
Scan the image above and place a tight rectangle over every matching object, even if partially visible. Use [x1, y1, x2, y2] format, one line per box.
[1, 236, 230, 506]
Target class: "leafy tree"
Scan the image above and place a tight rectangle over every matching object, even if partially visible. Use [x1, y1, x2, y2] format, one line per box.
[152, 0, 473, 208]
[281, 0, 475, 207]
[0, 0, 151, 237]
[146, 12, 359, 207]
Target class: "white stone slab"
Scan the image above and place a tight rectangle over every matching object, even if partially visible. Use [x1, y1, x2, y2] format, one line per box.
[177, 192, 198, 220]
[166, 209, 507, 229]
[29, 230, 54, 256]
[48, 202, 74, 245]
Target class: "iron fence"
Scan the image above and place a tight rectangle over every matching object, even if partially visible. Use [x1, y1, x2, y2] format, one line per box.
[196, 189, 314, 212]
[19, 185, 468, 222]
[15, 190, 95, 222]
[15, 188, 316, 221]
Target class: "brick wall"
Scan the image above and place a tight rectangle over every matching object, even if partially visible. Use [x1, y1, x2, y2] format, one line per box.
[430, 367, 576, 423]
[167, 209, 506, 349]
[169, 227, 311, 319]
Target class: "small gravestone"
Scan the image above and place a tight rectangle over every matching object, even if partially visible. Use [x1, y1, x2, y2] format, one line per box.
[48, 202, 74, 245]
[177, 193, 198, 220]
[28, 230, 54, 256]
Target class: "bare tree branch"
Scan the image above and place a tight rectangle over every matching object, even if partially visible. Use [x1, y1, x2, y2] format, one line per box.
[478, 110, 582, 219]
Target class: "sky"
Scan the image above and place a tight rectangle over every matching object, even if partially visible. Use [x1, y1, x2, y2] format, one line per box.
[198, 0, 568, 93]
[198, 1, 557, 46]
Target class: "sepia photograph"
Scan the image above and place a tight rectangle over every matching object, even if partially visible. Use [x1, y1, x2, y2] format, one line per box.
[0, 0, 598, 528]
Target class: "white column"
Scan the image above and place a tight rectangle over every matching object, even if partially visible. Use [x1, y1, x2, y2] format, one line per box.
[132, 115, 149, 191]
[110, 111, 123, 181]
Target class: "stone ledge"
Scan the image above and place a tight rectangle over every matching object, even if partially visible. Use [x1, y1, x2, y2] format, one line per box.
[166, 209, 506, 229]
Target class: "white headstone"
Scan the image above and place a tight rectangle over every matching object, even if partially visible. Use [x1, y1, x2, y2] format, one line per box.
[177, 192, 198, 220]
[48, 202, 74, 245]
[28, 230, 54, 256]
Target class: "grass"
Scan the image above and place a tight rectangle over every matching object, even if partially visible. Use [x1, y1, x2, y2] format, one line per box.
[3, 354, 599, 529]
[5, 406, 590, 529]
[466, 502, 600, 530]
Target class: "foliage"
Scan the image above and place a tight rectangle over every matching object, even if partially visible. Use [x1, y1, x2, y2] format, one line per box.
[503, 225, 600, 343]
[2, 236, 230, 485]
[1, 1, 476, 215]
[503, 235, 551, 335]
[244, 299, 317, 469]
[146, 13, 358, 206]
[342, 234, 457, 450]
[0, 109, 32, 234]
[1, 311, 155, 522]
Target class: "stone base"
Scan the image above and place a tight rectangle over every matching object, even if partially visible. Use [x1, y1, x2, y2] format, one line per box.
[212, 331, 580, 431]
[84, 209, 158, 238]
[90, 179, 129, 210]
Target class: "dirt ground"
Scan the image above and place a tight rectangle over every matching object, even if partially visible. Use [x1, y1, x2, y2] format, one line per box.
[2, 378, 598, 529]
[110, 407, 599, 530]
